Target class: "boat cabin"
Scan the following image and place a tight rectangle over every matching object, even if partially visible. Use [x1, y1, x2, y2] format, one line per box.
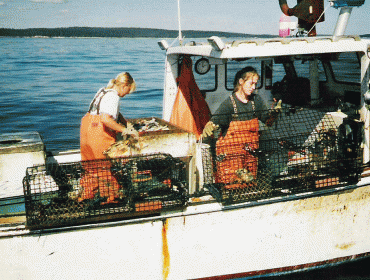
[163, 36, 369, 118]
[158, 34, 369, 198]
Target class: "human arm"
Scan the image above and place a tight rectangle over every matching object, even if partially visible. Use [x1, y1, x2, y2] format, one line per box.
[101, 114, 139, 139]
[202, 96, 234, 138]
[100, 113, 126, 133]
[263, 99, 282, 127]
[251, 95, 281, 126]
[99, 91, 138, 139]
[117, 112, 128, 127]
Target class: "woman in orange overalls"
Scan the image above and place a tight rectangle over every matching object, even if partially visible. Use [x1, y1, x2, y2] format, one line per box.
[79, 72, 137, 203]
[80, 72, 137, 161]
[202, 67, 276, 188]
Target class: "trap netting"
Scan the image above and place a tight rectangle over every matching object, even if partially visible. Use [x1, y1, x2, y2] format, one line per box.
[23, 153, 187, 229]
[201, 108, 363, 203]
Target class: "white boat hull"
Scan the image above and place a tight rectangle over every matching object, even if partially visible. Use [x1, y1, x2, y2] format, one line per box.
[2, 177, 370, 279]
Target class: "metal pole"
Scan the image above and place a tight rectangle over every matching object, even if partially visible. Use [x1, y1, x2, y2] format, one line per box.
[333, 6, 353, 38]
[178, 0, 183, 45]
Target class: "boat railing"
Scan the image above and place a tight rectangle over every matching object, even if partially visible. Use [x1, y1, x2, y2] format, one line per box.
[229, 35, 361, 48]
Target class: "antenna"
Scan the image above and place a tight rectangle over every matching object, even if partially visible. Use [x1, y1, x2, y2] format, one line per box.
[178, 0, 183, 45]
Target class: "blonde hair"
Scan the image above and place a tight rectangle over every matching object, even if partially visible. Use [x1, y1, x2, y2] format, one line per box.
[233, 67, 259, 92]
[106, 72, 136, 93]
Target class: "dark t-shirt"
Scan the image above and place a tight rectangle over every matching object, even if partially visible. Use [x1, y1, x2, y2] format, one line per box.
[211, 92, 269, 134]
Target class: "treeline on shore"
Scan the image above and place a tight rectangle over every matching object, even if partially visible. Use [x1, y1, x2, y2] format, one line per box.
[0, 27, 275, 38]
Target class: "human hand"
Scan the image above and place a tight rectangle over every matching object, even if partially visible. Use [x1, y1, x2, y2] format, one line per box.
[270, 100, 282, 116]
[266, 100, 282, 127]
[202, 121, 219, 138]
[274, 99, 282, 111]
[122, 122, 139, 140]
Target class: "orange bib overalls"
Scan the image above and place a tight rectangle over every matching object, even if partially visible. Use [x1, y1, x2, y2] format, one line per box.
[79, 89, 120, 203]
[215, 96, 259, 188]
[80, 89, 117, 161]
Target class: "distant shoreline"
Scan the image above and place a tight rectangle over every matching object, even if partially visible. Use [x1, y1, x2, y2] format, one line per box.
[1, 27, 368, 39]
[0, 27, 275, 38]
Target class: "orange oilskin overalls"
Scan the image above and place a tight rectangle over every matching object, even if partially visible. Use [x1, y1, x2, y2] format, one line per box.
[79, 89, 121, 203]
[80, 113, 116, 161]
[80, 89, 118, 161]
[215, 95, 259, 189]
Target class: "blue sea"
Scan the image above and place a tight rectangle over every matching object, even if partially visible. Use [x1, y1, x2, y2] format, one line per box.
[0, 37, 164, 152]
[1, 37, 370, 279]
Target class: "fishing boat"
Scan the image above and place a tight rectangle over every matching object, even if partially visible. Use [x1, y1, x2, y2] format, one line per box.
[1, 0, 370, 279]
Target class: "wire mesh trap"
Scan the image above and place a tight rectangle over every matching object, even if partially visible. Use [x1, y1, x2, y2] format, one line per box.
[23, 153, 187, 229]
[202, 108, 364, 204]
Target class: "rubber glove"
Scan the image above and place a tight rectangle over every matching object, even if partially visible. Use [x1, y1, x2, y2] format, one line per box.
[266, 100, 282, 127]
[275, 99, 282, 111]
[122, 122, 139, 140]
[202, 121, 219, 138]
[271, 100, 282, 116]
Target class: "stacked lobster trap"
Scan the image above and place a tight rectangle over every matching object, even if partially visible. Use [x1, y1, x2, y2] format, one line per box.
[23, 153, 187, 229]
[202, 108, 364, 203]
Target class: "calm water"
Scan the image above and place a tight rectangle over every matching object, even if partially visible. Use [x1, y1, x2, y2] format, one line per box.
[0, 37, 165, 151]
[1, 37, 370, 279]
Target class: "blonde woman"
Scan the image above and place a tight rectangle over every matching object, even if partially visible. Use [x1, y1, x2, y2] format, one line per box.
[80, 72, 137, 161]
[202, 67, 280, 186]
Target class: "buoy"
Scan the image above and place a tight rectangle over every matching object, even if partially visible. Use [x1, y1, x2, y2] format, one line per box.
[279, 13, 291, 37]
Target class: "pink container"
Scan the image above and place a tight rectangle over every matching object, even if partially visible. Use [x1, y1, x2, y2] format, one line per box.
[279, 14, 291, 37]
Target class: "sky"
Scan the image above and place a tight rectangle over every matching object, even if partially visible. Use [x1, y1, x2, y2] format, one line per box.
[0, 0, 369, 36]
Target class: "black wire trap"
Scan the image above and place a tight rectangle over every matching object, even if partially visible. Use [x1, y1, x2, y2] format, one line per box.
[23, 153, 187, 229]
[202, 108, 364, 204]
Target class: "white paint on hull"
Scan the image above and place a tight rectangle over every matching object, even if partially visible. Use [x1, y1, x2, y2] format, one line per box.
[165, 182, 370, 279]
[2, 180, 370, 279]
[1, 221, 164, 279]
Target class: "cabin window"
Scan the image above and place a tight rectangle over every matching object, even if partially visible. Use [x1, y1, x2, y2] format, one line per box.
[225, 59, 262, 91]
[330, 52, 361, 83]
[271, 63, 286, 84]
[272, 55, 327, 107]
[273, 56, 326, 82]
[294, 58, 325, 81]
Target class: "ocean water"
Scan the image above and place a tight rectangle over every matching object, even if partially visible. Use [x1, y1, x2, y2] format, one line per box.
[0, 37, 164, 152]
[1, 37, 370, 279]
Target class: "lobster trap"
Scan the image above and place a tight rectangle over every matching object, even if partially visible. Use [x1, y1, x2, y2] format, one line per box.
[202, 108, 364, 203]
[23, 153, 187, 229]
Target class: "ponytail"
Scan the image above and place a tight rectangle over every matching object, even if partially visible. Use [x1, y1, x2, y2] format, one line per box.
[105, 72, 136, 93]
[106, 78, 116, 89]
